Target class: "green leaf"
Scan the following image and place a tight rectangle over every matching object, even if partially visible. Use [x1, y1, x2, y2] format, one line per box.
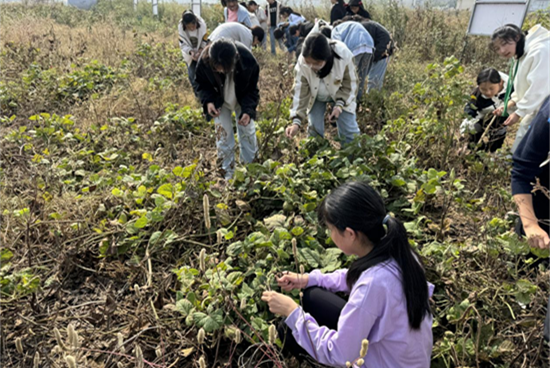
[134, 216, 148, 229]
[0, 249, 14, 262]
[291, 227, 304, 236]
[172, 166, 184, 177]
[298, 248, 320, 268]
[193, 310, 224, 332]
[111, 188, 123, 197]
[175, 299, 194, 317]
[157, 183, 173, 199]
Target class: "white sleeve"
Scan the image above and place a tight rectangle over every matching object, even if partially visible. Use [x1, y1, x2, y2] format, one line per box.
[514, 48, 550, 117]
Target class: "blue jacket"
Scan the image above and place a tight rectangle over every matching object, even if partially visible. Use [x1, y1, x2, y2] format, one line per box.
[224, 5, 252, 28]
[332, 22, 374, 56]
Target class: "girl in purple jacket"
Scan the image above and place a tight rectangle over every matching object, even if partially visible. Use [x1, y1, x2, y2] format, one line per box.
[262, 182, 433, 367]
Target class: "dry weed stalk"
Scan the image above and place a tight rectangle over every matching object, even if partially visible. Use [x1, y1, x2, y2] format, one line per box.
[116, 332, 125, 353]
[197, 328, 205, 344]
[33, 351, 40, 368]
[65, 355, 77, 368]
[135, 345, 144, 368]
[235, 329, 242, 344]
[54, 328, 67, 351]
[203, 194, 211, 229]
[67, 324, 79, 349]
[199, 248, 206, 272]
[15, 337, 23, 354]
[268, 325, 277, 345]
[198, 356, 206, 368]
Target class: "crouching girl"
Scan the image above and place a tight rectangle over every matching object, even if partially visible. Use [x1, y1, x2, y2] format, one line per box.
[195, 39, 259, 179]
[262, 181, 434, 367]
[461, 68, 509, 152]
[285, 33, 360, 145]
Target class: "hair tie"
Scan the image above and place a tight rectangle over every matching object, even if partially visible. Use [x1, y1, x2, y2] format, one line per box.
[382, 214, 391, 225]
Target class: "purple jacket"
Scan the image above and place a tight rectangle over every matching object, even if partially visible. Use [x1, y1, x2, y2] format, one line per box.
[285, 259, 434, 367]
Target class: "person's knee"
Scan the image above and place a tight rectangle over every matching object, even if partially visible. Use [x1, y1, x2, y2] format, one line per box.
[302, 287, 322, 311]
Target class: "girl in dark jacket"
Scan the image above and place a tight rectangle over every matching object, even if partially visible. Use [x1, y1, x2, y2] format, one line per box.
[195, 39, 260, 179]
[346, 0, 371, 20]
[330, 0, 346, 25]
[461, 68, 510, 152]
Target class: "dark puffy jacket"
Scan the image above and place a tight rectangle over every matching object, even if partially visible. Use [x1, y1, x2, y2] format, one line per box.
[330, 2, 346, 25]
[361, 20, 393, 61]
[195, 42, 260, 120]
[346, 7, 371, 20]
[464, 87, 508, 118]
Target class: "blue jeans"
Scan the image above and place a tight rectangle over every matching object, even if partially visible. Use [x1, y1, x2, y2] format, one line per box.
[354, 52, 373, 102]
[187, 60, 199, 97]
[308, 99, 360, 145]
[367, 56, 391, 92]
[214, 106, 258, 179]
[284, 28, 299, 53]
[269, 26, 284, 55]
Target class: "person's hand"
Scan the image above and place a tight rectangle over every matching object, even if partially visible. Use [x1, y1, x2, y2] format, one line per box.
[493, 106, 505, 116]
[285, 124, 300, 138]
[525, 223, 550, 249]
[504, 112, 520, 126]
[192, 51, 200, 61]
[207, 103, 220, 118]
[238, 113, 251, 126]
[261, 291, 299, 317]
[329, 106, 342, 122]
[277, 272, 309, 292]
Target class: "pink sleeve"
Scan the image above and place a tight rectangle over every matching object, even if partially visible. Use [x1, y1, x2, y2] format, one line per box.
[285, 283, 380, 366]
[306, 269, 350, 293]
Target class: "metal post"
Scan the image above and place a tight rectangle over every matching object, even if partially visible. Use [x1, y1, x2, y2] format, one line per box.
[192, 0, 201, 17]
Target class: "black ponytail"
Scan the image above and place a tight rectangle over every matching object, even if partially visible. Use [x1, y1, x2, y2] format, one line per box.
[476, 68, 501, 85]
[317, 181, 431, 330]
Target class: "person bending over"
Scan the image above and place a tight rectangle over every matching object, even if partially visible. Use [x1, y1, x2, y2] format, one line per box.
[195, 39, 260, 179]
[209, 22, 265, 50]
[178, 11, 209, 97]
[285, 33, 360, 145]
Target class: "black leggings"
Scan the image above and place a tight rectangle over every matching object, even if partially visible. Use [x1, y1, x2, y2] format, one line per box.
[277, 287, 347, 359]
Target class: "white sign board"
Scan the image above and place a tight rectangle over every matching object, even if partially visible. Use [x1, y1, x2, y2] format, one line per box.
[467, 0, 531, 36]
[67, 0, 97, 10]
[192, 0, 202, 17]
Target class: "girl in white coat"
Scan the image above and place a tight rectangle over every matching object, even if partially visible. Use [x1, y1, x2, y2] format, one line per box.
[491, 24, 550, 152]
[285, 33, 360, 145]
[178, 11, 209, 97]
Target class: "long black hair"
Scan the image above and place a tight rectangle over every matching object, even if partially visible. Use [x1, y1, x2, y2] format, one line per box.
[476, 68, 501, 85]
[280, 6, 301, 17]
[302, 33, 341, 78]
[317, 181, 431, 330]
[208, 39, 238, 74]
[491, 24, 526, 59]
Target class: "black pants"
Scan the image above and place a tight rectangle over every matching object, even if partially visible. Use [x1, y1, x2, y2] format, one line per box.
[277, 287, 347, 360]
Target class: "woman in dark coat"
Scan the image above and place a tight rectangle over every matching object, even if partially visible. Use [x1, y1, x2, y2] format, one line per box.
[330, 0, 346, 25]
[346, 0, 371, 20]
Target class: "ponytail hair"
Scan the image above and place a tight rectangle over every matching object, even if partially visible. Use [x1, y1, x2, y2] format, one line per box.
[317, 181, 431, 329]
[476, 68, 501, 85]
